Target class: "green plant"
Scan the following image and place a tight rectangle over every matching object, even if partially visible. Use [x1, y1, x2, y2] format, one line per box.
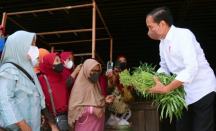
[119, 62, 187, 123]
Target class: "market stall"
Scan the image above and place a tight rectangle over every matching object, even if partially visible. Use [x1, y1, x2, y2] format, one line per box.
[1, 0, 113, 68]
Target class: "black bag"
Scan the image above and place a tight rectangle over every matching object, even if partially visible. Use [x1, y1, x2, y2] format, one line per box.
[43, 75, 70, 130]
[6, 62, 35, 84]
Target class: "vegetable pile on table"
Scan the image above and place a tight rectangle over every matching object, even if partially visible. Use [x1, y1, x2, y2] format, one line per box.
[119, 62, 187, 123]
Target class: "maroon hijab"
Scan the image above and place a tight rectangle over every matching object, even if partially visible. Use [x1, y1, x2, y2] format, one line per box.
[38, 53, 69, 114]
[115, 55, 127, 94]
[60, 51, 74, 80]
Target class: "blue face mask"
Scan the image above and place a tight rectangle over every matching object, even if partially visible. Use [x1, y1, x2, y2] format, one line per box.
[0, 37, 5, 52]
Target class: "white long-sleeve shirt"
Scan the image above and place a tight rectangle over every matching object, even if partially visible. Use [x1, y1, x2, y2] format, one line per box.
[157, 25, 216, 105]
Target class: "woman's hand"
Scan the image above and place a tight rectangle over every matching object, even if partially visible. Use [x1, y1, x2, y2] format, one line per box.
[105, 95, 115, 103]
[74, 64, 82, 74]
[94, 107, 104, 119]
[41, 115, 45, 127]
[16, 120, 32, 131]
[71, 64, 82, 78]
[105, 71, 113, 81]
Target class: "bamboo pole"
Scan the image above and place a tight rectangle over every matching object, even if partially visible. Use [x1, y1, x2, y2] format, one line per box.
[7, 3, 93, 16]
[50, 38, 110, 45]
[36, 28, 104, 36]
[92, 1, 96, 58]
[1, 12, 7, 27]
[51, 46, 54, 53]
[110, 38, 113, 62]
[95, 4, 112, 39]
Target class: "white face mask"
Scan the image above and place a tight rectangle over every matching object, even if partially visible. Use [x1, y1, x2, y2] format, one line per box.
[64, 60, 73, 69]
[28, 46, 39, 60]
[31, 59, 39, 67]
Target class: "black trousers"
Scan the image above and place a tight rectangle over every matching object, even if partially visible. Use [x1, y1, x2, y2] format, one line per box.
[176, 92, 215, 131]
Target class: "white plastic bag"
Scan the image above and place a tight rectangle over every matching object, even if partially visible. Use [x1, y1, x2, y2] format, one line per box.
[106, 110, 131, 126]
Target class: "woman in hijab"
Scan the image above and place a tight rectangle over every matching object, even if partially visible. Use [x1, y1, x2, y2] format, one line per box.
[34, 48, 50, 75]
[106, 55, 128, 94]
[104, 56, 135, 124]
[38, 53, 69, 131]
[0, 31, 45, 131]
[92, 58, 108, 97]
[60, 51, 75, 80]
[60, 51, 81, 93]
[68, 59, 114, 131]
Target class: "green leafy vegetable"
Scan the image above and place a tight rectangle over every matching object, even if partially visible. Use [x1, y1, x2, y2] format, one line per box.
[119, 62, 187, 123]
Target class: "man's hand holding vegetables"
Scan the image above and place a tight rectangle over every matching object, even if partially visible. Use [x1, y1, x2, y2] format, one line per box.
[147, 77, 183, 94]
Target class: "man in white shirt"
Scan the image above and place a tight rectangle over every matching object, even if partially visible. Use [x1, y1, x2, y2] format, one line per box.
[146, 7, 216, 131]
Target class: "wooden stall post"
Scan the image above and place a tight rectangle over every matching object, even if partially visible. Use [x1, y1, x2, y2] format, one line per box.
[92, 1, 96, 58]
[110, 38, 113, 62]
[51, 46, 54, 53]
[1, 12, 7, 27]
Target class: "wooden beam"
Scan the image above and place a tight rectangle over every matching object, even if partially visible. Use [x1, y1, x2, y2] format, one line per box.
[7, 16, 50, 47]
[16, 14, 21, 18]
[110, 38, 113, 62]
[95, 4, 112, 39]
[37, 37, 50, 47]
[50, 38, 110, 45]
[51, 46, 54, 53]
[32, 13, 37, 17]
[45, 0, 78, 36]
[56, 33, 60, 38]
[36, 28, 104, 36]
[7, 16, 27, 30]
[48, 11, 53, 15]
[1, 12, 7, 27]
[7, 4, 93, 16]
[95, 51, 107, 69]
[37, 29, 90, 35]
[64, 9, 69, 14]
[7, 16, 45, 39]
[92, 1, 96, 58]
[74, 53, 92, 57]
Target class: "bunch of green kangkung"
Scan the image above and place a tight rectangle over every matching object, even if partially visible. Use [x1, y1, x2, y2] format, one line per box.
[119, 62, 187, 123]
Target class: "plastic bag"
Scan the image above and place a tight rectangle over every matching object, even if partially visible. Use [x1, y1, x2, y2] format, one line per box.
[106, 110, 131, 126]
